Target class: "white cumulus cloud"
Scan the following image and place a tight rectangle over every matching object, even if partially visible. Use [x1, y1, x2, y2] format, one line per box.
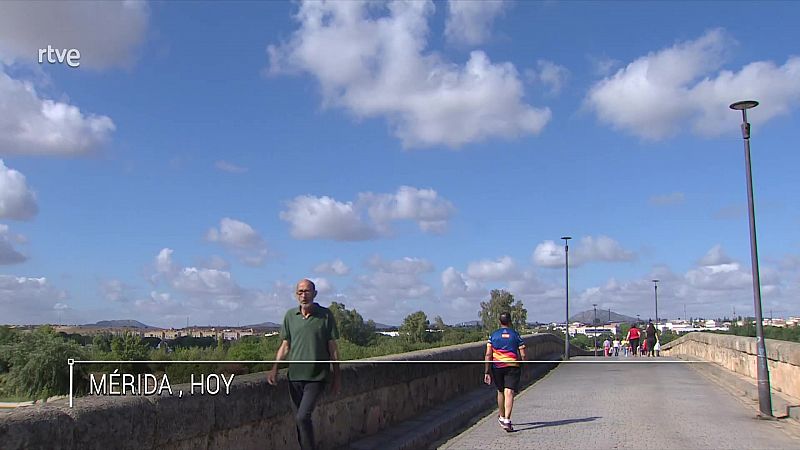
[466, 256, 517, 281]
[697, 244, 733, 266]
[444, 0, 508, 46]
[361, 186, 455, 235]
[533, 235, 635, 267]
[280, 186, 456, 241]
[526, 60, 570, 96]
[0, 160, 38, 220]
[367, 255, 434, 274]
[0, 70, 115, 156]
[585, 29, 800, 140]
[280, 195, 376, 241]
[314, 258, 350, 276]
[206, 218, 268, 266]
[0, 224, 27, 265]
[268, 0, 550, 148]
[441, 266, 485, 298]
[0, 275, 69, 324]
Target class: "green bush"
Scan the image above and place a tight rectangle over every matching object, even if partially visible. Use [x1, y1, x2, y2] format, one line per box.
[0, 326, 88, 400]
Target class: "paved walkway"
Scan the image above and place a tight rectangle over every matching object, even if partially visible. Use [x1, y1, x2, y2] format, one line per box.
[440, 357, 800, 449]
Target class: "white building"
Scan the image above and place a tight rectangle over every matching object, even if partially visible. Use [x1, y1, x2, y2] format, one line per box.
[570, 325, 618, 336]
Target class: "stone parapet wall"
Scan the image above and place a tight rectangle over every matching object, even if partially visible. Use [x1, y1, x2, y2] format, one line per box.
[1, 333, 582, 450]
[661, 332, 800, 399]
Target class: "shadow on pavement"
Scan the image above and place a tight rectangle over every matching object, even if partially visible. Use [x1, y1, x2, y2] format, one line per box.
[511, 416, 601, 432]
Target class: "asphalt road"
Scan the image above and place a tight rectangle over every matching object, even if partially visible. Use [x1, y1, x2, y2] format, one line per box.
[439, 357, 800, 449]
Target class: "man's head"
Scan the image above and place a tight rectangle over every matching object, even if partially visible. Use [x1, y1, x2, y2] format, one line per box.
[499, 312, 512, 327]
[295, 279, 317, 306]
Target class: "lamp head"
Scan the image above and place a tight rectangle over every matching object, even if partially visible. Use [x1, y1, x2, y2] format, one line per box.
[561, 236, 572, 241]
[730, 100, 758, 110]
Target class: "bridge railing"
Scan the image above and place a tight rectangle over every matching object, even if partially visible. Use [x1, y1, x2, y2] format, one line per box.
[661, 332, 800, 399]
[0, 333, 581, 450]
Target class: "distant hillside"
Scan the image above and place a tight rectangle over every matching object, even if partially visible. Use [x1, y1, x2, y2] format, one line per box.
[248, 320, 395, 330]
[569, 310, 638, 324]
[370, 322, 396, 331]
[86, 320, 153, 328]
[247, 321, 281, 329]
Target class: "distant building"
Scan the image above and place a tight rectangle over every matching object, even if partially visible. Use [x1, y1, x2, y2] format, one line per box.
[571, 325, 618, 336]
[659, 320, 729, 334]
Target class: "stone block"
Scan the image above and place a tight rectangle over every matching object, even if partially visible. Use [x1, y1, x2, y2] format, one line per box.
[0, 405, 74, 450]
[66, 395, 156, 450]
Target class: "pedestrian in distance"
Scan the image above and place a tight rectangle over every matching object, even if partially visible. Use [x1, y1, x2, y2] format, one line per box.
[627, 323, 641, 356]
[267, 279, 341, 450]
[612, 337, 621, 356]
[603, 337, 611, 357]
[645, 321, 658, 357]
[484, 312, 527, 432]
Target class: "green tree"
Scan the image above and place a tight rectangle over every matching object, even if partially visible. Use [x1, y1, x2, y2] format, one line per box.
[570, 334, 592, 350]
[105, 332, 151, 375]
[0, 326, 88, 400]
[92, 333, 112, 353]
[228, 336, 265, 360]
[329, 302, 376, 346]
[432, 316, 447, 330]
[110, 332, 150, 361]
[0, 326, 18, 345]
[0, 326, 18, 373]
[399, 311, 431, 343]
[479, 289, 527, 333]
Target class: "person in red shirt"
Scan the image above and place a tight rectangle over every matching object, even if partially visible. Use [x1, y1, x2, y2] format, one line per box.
[626, 324, 641, 356]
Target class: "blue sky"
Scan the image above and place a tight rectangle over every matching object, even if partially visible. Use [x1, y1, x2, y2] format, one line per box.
[1, 1, 798, 328]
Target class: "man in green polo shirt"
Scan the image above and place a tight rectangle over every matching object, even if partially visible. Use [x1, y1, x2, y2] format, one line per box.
[267, 279, 340, 450]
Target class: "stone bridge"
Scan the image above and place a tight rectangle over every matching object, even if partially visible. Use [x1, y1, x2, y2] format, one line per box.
[1, 333, 799, 449]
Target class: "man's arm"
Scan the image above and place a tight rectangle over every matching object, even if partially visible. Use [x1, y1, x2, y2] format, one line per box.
[328, 339, 341, 394]
[519, 345, 527, 362]
[483, 343, 493, 384]
[267, 340, 290, 385]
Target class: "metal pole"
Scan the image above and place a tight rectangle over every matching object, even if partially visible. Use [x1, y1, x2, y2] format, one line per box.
[562, 236, 572, 360]
[731, 100, 772, 417]
[593, 304, 597, 357]
[653, 280, 659, 324]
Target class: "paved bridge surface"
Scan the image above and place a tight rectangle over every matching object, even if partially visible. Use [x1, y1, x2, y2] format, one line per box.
[439, 357, 800, 449]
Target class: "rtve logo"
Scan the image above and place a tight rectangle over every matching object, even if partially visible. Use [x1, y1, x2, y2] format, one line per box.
[38, 45, 81, 68]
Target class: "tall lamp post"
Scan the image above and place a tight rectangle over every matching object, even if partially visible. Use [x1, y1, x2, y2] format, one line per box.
[652, 279, 659, 324]
[592, 303, 598, 357]
[562, 236, 572, 360]
[730, 100, 772, 417]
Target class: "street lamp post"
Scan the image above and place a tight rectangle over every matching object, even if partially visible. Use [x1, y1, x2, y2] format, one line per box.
[652, 279, 659, 324]
[562, 236, 572, 360]
[730, 99, 772, 417]
[593, 303, 598, 357]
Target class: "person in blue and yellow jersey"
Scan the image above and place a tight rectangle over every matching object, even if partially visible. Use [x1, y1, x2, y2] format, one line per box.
[484, 312, 527, 432]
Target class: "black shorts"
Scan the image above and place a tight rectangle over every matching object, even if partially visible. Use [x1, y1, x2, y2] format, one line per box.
[491, 366, 521, 393]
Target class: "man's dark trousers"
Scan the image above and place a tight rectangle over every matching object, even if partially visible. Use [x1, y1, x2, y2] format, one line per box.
[289, 380, 325, 450]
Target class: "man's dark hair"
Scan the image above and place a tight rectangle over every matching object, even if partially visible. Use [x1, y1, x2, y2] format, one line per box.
[499, 312, 511, 326]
